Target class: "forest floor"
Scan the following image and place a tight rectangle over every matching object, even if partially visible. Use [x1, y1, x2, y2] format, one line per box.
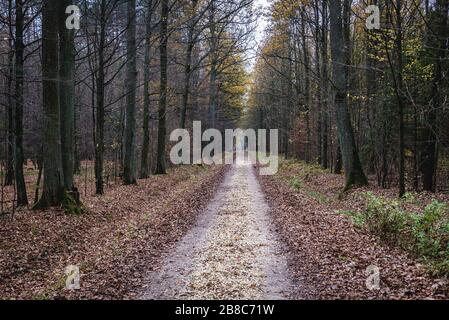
[1, 159, 449, 300]
[0, 165, 227, 299]
[258, 159, 449, 299]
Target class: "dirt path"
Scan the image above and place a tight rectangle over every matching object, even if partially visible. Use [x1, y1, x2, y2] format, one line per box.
[140, 162, 294, 300]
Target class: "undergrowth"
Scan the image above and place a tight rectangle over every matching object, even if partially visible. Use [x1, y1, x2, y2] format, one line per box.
[341, 192, 449, 276]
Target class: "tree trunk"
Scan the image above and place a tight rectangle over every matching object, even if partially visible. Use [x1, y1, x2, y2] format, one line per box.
[123, 0, 138, 184]
[180, 0, 198, 130]
[334, 145, 342, 174]
[74, 102, 81, 174]
[95, 0, 107, 194]
[156, 0, 169, 175]
[321, 0, 329, 169]
[394, 0, 406, 197]
[329, 0, 368, 189]
[5, 2, 14, 186]
[421, 0, 448, 192]
[301, 8, 311, 163]
[59, 0, 76, 193]
[314, 0, 322, 166]
[14, 0, 28, 206]
[35, 0, 65, 208]
[140, 0, 153, 179]
[208, 0, 218, 129]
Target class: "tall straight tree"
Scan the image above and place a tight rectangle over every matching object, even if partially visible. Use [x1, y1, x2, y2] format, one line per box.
[156, 0, 169, 175]
[383, 0, 406, 196]
[94, 0, 107, 194]
[179, 0, 199, 130]
[329, 0, 367, 189]
[321, 0, 329, 169]
[123, 0, 138, 184]
[59, 0, 76, 193]
[14, 0, 28, 205]
[314, 0, 322, 166]
[301, 7, 311, 163]
[140, 0, 154, 179]
[394, 0, 406, 197]
[5, 0, 14, 187]
[35, 0, 65, 208]
[208, 0, 218, 129]
[421, 0, 449, 192]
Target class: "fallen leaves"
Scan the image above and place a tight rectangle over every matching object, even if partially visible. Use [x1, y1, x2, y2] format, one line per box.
[0, 165, 227, 300]
[258, 161, 449, 300]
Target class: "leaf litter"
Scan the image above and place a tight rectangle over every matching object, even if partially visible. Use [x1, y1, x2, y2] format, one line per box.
[0, 165, 227, 300]
[258, 160, 449, 299]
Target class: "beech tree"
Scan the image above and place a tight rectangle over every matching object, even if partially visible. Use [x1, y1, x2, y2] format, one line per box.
[123, 0, 138, 184]
[156, 0, 169, 175]
[35, 0, 66, 208]
[13, 0, 27, 205]
[329, 0, 368, 189]
[59, 0, 77, 193]
[140, 0, 155, 179]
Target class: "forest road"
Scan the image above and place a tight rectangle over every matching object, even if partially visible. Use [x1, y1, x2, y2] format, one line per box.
[140, 162, 295, 300]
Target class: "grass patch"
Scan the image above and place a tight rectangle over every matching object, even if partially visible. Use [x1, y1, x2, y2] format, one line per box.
[281, 161, 330, 204]
[289, 177, 303, 190]
[280, 159, 329, 178]
[338, 210, 366, 228]
[307, 190, 329, 204]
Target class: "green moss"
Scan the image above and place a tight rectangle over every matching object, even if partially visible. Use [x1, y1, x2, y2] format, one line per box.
[62, 192, 85, 215]
[104, 212, 113, 222]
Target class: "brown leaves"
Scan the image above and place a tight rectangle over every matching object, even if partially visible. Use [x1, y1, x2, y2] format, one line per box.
[258, 163, 448, 300]
[0, 165, 227, 300]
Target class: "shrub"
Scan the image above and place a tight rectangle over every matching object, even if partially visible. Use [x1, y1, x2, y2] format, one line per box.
[360, 192, 449, 275]
[410, 201, 449, 258]
[402, 192, 417, 204]
[363, 192, 411, 244]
